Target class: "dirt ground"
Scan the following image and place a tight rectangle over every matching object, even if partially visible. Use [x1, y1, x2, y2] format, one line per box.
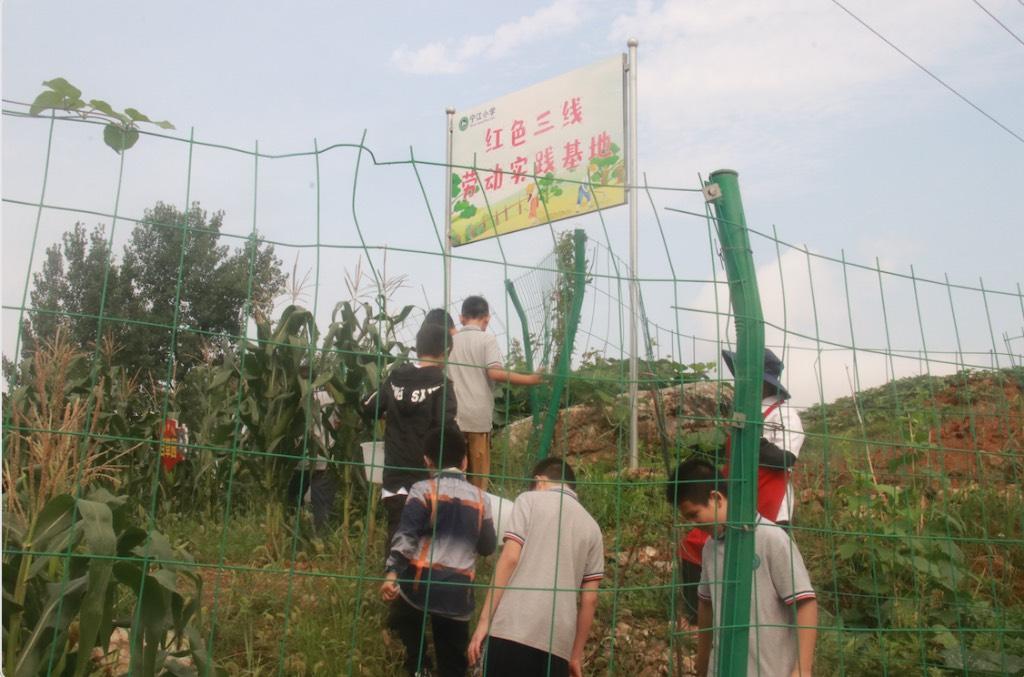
[823, 374, 1024, 485]
[926, 376, 1023, 477]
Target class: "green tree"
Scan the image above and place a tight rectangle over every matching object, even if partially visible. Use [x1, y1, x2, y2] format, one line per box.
[118, 202, 286, 378]
[14, 201, 286, 384]
[23, 222, 129, 356]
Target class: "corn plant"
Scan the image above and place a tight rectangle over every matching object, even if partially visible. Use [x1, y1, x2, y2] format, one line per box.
[2, 490, 217, 677]
[152, 356, 241, 516]
[208, 305, 323, 502]
[205, 293, 412, 516]
[3, 330, 215, 675]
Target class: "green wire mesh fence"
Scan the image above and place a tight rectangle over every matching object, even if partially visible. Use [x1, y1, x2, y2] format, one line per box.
[2, 106, 1022, 676]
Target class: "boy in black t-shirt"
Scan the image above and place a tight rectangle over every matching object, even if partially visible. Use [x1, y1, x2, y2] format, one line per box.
[363, 322, 459, 553]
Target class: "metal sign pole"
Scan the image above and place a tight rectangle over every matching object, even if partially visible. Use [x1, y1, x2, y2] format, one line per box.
[445, 107, 455, 313]
[627, 38, 640, 470]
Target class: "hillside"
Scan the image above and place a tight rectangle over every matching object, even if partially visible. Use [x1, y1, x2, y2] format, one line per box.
[800, 367, 1024, 484]
[502, 368, 1024, 674]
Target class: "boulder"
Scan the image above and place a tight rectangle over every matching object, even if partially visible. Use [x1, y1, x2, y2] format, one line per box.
[505, 381, 732, 458]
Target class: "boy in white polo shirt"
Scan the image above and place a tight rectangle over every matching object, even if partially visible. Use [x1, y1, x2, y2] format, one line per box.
[467, 458, 604, 677]
[668, 457, 817, 677]
[447, 295, 542, 491]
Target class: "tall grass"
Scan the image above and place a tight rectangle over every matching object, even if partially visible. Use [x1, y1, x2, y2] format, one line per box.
[3, 330, 132, 523]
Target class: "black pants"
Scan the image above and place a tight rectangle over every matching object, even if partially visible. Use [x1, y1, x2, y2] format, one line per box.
[482, 637, 569, 677]
[389, 596, 468, 677]
[680, 559, 702, 624]
[382, 494, 408, 560]
[286, 469, 336, 531]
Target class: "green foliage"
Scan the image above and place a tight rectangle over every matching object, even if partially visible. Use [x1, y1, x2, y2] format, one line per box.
[29, 78, 173, 153]
[450, 172, 462, 199]
[221, 306, 323, 470]
[119, 203, 287, 379]
[449, 173, 478, 220]
[198, 297, 412, 515]
[452, 199, 477, 220]
[22, 222, 123, 358]
[145, 359, 241, 515]
[830, 473, 969, 625]
[548, 230, 590, 371]
[322, 297, 413, 426]
[801, 367, 1024, 673]
[536, 171, 564, 204]
[3, 329, 162, 519]
[103, 124, 139, 152]
[800, 367, 1024, 483]
[579, 352, 672, 398]
[2, 491, 214, 677]
[196, 305, 327, 514]
[589, 143, 624, 186]
[801, 368, 1024, 437]
[495, 348, 713, 430]
[807, 473, 1024, 673]
[18, 202, 287, 388]
[575, 352, 714, 436]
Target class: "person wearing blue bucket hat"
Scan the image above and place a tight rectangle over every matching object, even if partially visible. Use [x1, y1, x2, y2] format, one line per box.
[721, 348, 790, 400]
[718, 348, 805, 524]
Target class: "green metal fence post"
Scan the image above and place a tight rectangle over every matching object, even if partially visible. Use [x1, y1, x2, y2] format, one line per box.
[707, 169, 765, 677]
[505, 279, 541, 427]
[536, 228, 588, 460]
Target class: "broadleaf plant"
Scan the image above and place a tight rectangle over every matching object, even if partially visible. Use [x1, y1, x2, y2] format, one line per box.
[29, 78, 174, 154]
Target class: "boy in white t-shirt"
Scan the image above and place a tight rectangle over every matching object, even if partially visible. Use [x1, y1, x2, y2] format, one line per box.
[447, 295, 542, 491]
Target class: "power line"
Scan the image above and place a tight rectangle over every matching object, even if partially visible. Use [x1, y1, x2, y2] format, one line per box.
[830, 0, 1024, 145]
[972, 0, 1024, 48]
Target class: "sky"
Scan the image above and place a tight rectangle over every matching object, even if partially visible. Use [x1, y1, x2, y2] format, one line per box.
[3, 0, 1024, 407]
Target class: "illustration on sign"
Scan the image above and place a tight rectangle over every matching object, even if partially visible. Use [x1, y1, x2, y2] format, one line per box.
[450, 55, 626, 247]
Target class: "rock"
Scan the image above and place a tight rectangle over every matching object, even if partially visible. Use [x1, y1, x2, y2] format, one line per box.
[90, 627, 195, 675]
[505, 382, 731, 458]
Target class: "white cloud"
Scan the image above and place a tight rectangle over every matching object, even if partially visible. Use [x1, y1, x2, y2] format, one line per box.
[392, 0, 584, 75]
[609, 0, 1011, 187]
[612, 0, 983, 109]
[392, 42, 465, 75]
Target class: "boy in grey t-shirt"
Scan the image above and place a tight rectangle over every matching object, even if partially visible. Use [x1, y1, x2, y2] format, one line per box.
[447, 295, 542, 491]
[467, 458, 604, 677]
[668, 458, 817, 677]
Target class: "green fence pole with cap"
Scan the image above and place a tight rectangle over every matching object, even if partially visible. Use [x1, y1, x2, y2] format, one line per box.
[707, 168, 766, 677]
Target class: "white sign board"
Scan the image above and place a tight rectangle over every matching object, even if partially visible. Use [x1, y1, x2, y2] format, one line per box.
[450, 55, 627, 247]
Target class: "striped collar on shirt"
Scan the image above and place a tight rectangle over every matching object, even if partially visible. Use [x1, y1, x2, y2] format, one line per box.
[543, 486, 579, 501]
